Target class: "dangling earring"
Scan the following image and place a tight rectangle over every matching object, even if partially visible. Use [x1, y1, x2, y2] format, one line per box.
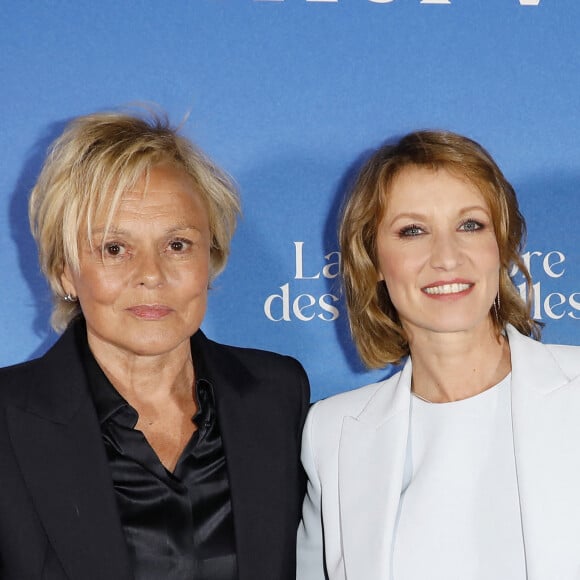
[63, 293, 78, 303]
[493, 292, 501, 321]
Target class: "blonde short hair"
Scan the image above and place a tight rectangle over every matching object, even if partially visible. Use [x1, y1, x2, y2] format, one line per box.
[339, 130, 541, 369]
[29, 109, 240, 331]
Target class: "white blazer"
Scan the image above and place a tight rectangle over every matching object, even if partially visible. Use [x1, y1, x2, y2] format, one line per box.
[297, 326, 580, 580]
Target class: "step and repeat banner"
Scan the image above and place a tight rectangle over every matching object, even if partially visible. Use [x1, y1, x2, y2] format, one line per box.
[1, 1, 578, 401]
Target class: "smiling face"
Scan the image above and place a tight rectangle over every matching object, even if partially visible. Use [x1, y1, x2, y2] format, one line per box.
[376, 165, 500, 342]
[60, 163, 211, 359]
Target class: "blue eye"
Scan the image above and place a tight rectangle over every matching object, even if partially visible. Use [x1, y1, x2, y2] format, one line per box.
[460, 220, 483, 232]
[399, 224, 423, 237]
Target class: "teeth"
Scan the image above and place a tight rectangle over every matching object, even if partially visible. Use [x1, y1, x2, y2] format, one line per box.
[423, 283, 471, 295]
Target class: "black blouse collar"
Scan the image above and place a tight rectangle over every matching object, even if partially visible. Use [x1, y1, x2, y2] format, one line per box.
[73, 318, 214, 427]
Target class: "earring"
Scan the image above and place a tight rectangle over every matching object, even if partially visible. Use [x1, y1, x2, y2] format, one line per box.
[63, 293, 78, 303]
[493, 293, 501, 321]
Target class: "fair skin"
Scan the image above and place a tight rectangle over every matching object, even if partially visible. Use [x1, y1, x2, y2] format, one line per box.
[376, 165, 511, 403]
[61, 163, 211, 470]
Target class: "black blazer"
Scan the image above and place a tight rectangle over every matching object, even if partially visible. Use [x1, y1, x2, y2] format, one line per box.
[0, 323, 310, 580]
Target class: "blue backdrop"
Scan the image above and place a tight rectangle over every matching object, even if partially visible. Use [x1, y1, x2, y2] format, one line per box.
[1, 0, 578, 401]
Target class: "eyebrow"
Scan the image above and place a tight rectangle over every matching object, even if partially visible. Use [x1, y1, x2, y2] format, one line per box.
[90, 224, 201, 237]
[386, 205, 491, 226]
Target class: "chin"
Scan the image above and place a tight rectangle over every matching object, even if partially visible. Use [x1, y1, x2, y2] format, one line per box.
[116, 332, 190, 357]
[431, 316, 493, 335]
[406, 310, 491, 335]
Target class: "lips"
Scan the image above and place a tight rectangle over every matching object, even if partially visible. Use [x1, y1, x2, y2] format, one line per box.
[126, 305, 173, 320]
[422, 282, 473, 296]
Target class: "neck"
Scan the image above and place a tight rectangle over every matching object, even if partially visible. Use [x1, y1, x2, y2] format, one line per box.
[408, 322, 511, 404]
[86, 334, 195, 407]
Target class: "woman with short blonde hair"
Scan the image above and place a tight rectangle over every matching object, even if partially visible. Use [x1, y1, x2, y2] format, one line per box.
[29, 110, 239, 330]
[1, 108, 309, 580]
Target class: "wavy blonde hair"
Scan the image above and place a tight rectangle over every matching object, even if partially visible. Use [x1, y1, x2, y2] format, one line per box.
[29, 109, 240, 331]
[340, 130, 541, 368]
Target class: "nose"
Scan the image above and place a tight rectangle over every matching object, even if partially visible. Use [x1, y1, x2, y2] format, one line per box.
[133, 251, 166, 288]
[429, 232, 463, 271]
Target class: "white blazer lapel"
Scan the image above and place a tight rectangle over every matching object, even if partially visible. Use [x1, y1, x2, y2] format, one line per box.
[339, 360, 412, 579]
[509, 327, 580, 579]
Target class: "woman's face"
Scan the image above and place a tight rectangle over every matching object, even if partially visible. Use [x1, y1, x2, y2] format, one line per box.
[376, 165, 500, 342]
[61, 163, 211, 359]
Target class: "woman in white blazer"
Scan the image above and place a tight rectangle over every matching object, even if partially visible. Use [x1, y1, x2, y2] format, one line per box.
[297, 130, 580, 580]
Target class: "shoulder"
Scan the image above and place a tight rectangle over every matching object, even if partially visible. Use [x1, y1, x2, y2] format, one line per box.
[0, 325, 85, 418]
[307, 369, 401, 430]
[507, 325, 580, 381]
[203, 333, 308, 379]
[300, 371, 402, 472]
[194, 331, 310, 406]
[0, 352, 79, 425]
[543, 343, 580, 379]
[0, 323, 77, 382]
[0, 356, 46, 404]
[215, 339, 305, 371]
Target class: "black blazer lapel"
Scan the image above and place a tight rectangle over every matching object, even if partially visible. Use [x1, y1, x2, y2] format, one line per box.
[6, 326, 132, 580]
[197, 332, 308, 580]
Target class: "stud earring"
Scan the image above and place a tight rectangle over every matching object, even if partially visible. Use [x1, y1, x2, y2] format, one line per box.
[63, 293, 78, 303]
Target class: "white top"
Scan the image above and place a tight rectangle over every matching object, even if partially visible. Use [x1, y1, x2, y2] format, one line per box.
[392, 375, 527, 580]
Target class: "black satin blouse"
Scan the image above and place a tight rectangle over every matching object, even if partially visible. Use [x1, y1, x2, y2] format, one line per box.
[77, 326, 238, 580]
